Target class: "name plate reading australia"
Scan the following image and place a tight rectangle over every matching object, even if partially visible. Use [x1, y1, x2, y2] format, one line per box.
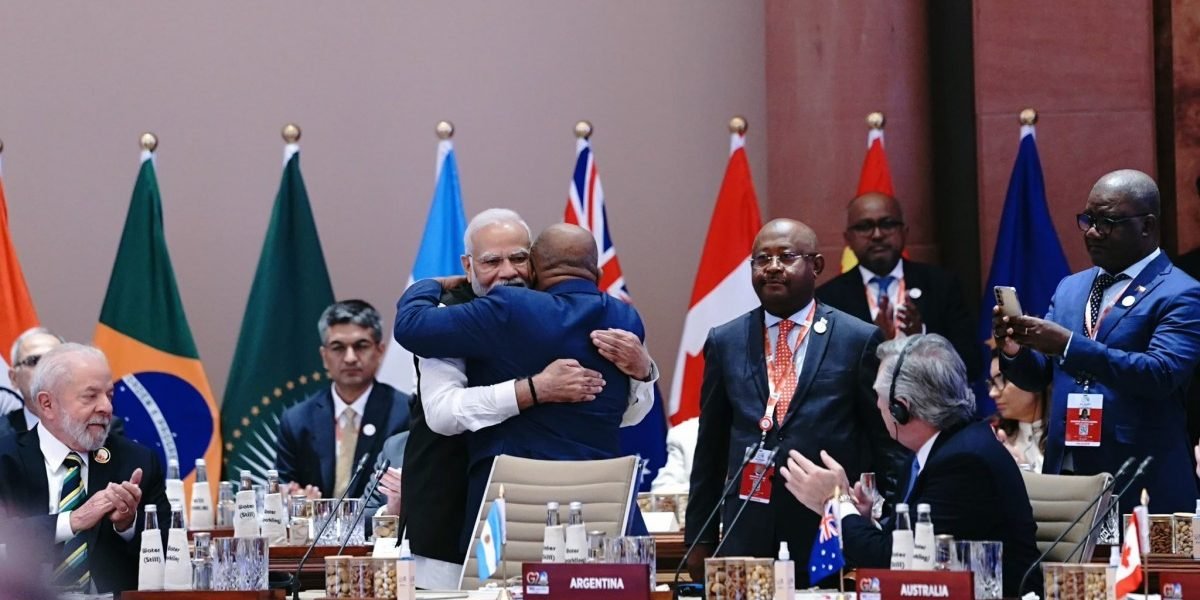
[1160, 571, 1200, 600]
[857, 569, 974, 600]
[522, 562, 650, 599]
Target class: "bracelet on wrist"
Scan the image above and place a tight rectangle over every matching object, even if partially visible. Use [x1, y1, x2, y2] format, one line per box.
[528, 377, 540, 405]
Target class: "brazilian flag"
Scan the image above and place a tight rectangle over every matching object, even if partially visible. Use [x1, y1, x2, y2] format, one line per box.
[94, 140, 220, 495]
[221, 140, 334, 480]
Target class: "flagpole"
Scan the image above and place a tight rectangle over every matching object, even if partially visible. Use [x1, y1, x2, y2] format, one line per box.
[834, 486, 846, 600]
[1141, 489, 1149, 600]
[497, 484, 512, 600]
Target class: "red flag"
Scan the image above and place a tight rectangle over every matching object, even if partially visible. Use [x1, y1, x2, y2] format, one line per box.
[841, 128, 896, 272]
[667, 129, 763, 425]
[0, 154, 39, 363]
[1114, 512, 1143, 598]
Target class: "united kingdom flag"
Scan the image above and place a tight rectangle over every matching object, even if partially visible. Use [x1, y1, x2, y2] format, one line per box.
[808, 497, 845, 585]
[563, 128, 666, 491]
[565, 135, 631, 302]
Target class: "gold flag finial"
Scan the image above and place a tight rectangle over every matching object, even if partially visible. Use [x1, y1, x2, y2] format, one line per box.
[867, 112, 886, 130]
[436, 121, 455, 140]
[0, 137, 5, 154]
[1140, 488, 1149, 507]
[729, 116, 748, 135]
[574, 120, 593, 140]
[498, 484, 506, 500]
[281, 123, 301, 144]
[1019, 108, 1038, 126]
[139, 132, 158, 152]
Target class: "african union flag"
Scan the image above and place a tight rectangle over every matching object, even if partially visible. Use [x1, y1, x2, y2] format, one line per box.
[221, 130, 334, 481]
[94, 136, 220, 494]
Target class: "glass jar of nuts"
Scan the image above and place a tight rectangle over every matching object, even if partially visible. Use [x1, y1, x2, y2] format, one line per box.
[744, 558, 774, 600]
[1172, 513, 1193, 557]
[347, 556, 375, 598]
[325, 556, 352, 598]
[371, 556, 397, 599]
[1149, 514, 1174, 554]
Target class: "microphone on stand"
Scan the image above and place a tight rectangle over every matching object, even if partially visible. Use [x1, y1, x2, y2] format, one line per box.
[1015, 456, 1141, 596]
[711, 448, 779, 558]
[1062, 456, 1153, 562]
[672, 441, 764, 600]
[338, 458, 391, 555]
[286, 453, 373, 600]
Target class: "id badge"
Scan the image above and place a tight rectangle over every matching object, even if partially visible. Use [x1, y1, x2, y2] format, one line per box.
[1065, 392, 1103, 447]
[738, 449, 775, 504]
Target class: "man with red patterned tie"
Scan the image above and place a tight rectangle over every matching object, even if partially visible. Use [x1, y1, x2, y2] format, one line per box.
[685, 218, 906, 583]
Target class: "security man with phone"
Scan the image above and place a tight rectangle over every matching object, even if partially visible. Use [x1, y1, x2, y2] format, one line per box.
[993, 169, 1200, 513]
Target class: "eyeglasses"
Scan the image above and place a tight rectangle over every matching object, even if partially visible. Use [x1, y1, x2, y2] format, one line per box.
[1075, 212, 1153, 236]
[749, 252, 820, 268]
[15, 354, 42, 369]
[323, 340, 377, 357]
[847, 218, 905, 235]
[987, 373, 1008, 392]
[471, 251, 530, 270]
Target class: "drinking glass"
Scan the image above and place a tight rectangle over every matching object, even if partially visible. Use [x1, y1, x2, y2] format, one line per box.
[337, 498, 366, 546]
[586, 531, 607, 563]
[859, 472, 883, 520]
[970, 540, 1003, 600]
[952, 540, 972, 572]
[211, 537, 237, 590]
[234, 536, 269, 590]
[311, 499, 339, 545]
[626, 535, 657, 588]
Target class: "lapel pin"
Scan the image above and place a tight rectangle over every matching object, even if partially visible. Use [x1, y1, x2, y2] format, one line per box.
[813, 317, 828, 335]
[94, 447, 111, 464]
[1136, 285, 1146, 293]
[362, 423, 376, 437]
[1121, 295, 1135, 308]
[907, 287, 923, 300]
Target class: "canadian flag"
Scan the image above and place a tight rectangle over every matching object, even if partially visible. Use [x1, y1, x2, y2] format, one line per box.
[1114, 512, 1144, 599]
[840, 122, 897, 273]
[667, 128, 763, 425]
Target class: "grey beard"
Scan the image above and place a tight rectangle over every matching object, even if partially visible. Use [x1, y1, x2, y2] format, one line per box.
[474, 277, 527, 297]
[59, 412, 111, 452]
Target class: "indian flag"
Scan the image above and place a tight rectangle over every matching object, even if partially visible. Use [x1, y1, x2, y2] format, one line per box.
[94, 136, 220, 498]
[0, 142, 40, 398]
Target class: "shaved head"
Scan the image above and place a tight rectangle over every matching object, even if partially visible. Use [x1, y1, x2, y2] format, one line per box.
[1082, 169, 1161, 273]
[531, 223, 600, 289]
[751, 218, 824, 317]
[1091, 169, 1160, 217]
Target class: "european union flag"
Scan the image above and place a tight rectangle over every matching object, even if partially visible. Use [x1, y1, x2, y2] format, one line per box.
[975, 126, 1069, 414]
[808, 499, 845, 585]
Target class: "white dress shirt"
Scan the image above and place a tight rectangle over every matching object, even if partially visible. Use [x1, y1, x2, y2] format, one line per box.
[25, 406, 39, 430]
[37, 425, 135, 543]
[420, 356, 659, 437]
[912, 431, 940, 478]
[763, 300, 816, 377]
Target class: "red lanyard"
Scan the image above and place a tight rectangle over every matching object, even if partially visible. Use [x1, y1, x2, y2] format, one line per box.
[864, 278, 906, 317]
[759, 308, 816, 432]
[1085, 281, 1133, 339]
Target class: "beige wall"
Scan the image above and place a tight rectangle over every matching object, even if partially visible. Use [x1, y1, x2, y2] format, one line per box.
[0, 1, 768, 400]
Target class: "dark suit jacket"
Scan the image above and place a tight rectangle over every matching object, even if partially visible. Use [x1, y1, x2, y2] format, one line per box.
[842, 421, 1041, 597]
[0, 427, 170, 593]
[400, 283, 475, 564]
[1003, 252, 1200, 513]
[395, 277, 645, 549]
[275, 381, 411, 499]
[816, 260, 980, 381]
[684, 303, 908, 577]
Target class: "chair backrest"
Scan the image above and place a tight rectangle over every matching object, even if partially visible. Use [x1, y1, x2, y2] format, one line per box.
[1021, 471, 1113, 563]
[459, 454, 638, 590]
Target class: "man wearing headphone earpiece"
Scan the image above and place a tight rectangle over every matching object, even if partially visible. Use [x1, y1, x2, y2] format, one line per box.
[781, 334, 1041, 598]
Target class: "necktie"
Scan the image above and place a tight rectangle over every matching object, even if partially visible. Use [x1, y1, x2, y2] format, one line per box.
[1087, 272, 1129, 334]
[335, 409, 360, 497]
[902, 457, 921, 503]
[772, 320, 798, 423]
[55, 452, 90, 590]
[871, 275, 895, 306]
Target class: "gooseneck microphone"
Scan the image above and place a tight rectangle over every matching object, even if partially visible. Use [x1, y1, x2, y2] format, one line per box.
[672, 442, 764, 600]
[711, 447, 780, 558]
[1015, 456, 1142, 597]
[288, 453, 373, 600]
[338, 458, 391, 555]
[1062, 456, 1153, 563]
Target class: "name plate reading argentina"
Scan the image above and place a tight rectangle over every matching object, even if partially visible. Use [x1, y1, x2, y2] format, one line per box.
[857, 569, 974, 600]
[522, 562, 649, 600]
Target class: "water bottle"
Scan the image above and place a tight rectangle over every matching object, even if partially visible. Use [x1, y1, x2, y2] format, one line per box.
[138, 505, 165, 590]
[564, 501, 587, 563]
[216, 482, 236, 527]
[166, 459, 180, 480]
[773, 541, 795, 600]
[261, 470, 287, 544]
[911, 503, 935, 570]
[189, 459, 214, 529]
[890, 503, 914, 570]
[239, 470, 253, 492]
[146, 504, 160, 530]
[541, 502, 565, 563]
[234, 471, 259, 537]
[163, 503, 191, 590]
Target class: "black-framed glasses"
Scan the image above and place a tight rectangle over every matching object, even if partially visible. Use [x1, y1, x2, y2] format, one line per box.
[987, 372, 1008, 392]
[15, 354, 42, 369]
[749, 252, 819, 268]
[847, 218, 905, 235]
[1075, 212, 1153, 236]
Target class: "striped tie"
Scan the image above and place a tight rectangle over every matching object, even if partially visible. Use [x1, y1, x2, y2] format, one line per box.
[54, 452, 90, 590]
